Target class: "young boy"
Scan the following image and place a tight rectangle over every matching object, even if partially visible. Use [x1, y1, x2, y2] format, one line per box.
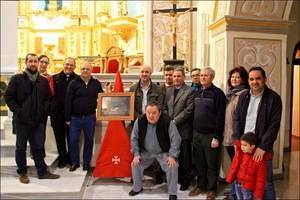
[226, 132, 272, 200]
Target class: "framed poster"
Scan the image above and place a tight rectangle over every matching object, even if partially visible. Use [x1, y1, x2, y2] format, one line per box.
[97, 92, 134, 121]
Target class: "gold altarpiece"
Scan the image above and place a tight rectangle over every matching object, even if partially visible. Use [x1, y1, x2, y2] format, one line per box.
[17, 1, 144, 74]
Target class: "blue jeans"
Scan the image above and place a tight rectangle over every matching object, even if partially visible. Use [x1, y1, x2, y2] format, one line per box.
[234, 181, 253, 200]
[264, 159, 276, 199]
[69, 114, 96, 166]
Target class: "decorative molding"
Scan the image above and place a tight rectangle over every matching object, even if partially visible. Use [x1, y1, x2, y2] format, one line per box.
[235, 0, 287, 20]
[209, 16, 295, 36]
[234, 38, 281, 93]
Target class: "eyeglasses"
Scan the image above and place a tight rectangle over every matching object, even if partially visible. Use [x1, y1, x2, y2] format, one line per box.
[39, 61, 49, 64]
[81, 68, 91, 71]
[191, 74, 200, 77]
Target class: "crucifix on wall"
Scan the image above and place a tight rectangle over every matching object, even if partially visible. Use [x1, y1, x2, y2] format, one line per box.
[153, 1, 197, 61]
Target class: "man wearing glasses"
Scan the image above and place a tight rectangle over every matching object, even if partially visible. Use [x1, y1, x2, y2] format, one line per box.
[65, 62, 103, 172]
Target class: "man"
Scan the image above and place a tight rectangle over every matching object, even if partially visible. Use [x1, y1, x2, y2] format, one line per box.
[233, 66, 282, 199]
[165, 67, 194, 191]
[161, 66, 174, 93]
[129, 102, 181, 200]
[4, 53, 60, 184]
[50, 57, 79, 168]
[65, 62, 103, 172]
[190, 68, 201, 91]
[189, 67, 226, 200]
[129, 65, 164, 121]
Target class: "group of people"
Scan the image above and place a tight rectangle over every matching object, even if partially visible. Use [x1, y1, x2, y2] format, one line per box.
[128, 65, 282, 200]
[4, 53, 282, 200]
[4, 53, 103, 184]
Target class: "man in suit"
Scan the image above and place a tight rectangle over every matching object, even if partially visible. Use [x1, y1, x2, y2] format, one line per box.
[165, 67, 194, 190]
[161, 66, 174, 93]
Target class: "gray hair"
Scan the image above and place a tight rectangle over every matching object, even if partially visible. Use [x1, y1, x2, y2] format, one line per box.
[202, 66, 215, 78]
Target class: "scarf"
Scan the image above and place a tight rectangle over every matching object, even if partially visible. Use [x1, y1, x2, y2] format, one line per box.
[226, 85, 247, 101]
[24, 68, 39, 82]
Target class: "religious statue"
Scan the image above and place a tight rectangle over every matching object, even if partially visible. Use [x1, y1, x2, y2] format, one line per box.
[155, 8, 192, 47]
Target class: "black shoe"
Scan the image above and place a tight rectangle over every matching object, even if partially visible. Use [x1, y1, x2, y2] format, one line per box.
[128, 188, 143, 196]
[180, 184, 190, 191]
[169, 195, 177, 200]
[38, 171, 60, 179]
[83, 164, 90, 171]
[58, 161, 66, 168]
[69, 164, 80, 172]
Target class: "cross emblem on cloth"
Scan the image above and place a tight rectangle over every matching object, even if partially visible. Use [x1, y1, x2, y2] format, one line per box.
[112, 156, 121, 164]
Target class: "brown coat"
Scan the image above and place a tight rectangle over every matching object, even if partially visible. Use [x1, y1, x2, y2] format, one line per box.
[223, 89, 247, 146]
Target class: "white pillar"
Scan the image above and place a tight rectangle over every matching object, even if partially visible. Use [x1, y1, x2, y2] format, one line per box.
[1, 1, 18, 74]
[143, 1, 152, 67]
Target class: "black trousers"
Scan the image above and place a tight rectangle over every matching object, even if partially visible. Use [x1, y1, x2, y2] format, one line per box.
[192, 132, 221, 192]
[50, 112, 70, 164]
[15, 122, 47, 176]
[178, 139, 192, 186]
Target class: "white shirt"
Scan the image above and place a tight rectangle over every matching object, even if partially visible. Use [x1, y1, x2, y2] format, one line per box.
[141, 82, 150, 114]
[244, 90, 263, 134]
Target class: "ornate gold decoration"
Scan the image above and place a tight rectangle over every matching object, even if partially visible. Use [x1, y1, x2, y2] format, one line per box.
[32, 1, 70, 20]
[106, 17, 137, 42]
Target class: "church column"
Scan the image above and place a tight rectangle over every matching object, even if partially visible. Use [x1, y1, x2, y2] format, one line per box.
[1, 1, 18, 73]
[208, 2, 294, 175]
[143, 1, 153, 67]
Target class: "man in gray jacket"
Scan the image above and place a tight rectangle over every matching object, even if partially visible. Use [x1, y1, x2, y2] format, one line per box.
[129, 101, 181, 200]
[165, 67, 194, 191]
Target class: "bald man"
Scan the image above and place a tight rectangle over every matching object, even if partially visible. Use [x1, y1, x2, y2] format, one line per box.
[129, 65, 164, 121]
[65, 62, 103, 172]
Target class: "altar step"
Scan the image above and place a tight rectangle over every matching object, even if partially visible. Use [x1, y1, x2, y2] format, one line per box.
[0, 127, 88, 199]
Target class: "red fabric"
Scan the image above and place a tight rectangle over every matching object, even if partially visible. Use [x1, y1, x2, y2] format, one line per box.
[226, 141, 271, 199]
[93, 121, 132, 178]
[41, 73, 55, 96]
[107, 59, 119, 73]
[113, 71, 124, 92]
[93, 71, 132, 178]
[92, 66, 101, 73]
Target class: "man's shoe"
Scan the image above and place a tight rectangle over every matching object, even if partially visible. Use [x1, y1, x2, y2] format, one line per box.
[207, 191, 216, 200]
[128, 188, 143, 196]
[83, 164, 90, 171]
[169, 195, 177, 200]
[38, 171, 60, 179]
[19, 174, 30, 184]
[69, 164, 80, 172]
[58, 161, 66, 168]
[188, 186, 205, 197]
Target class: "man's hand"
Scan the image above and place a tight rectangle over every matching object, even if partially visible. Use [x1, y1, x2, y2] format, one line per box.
[132, 155, 141, 166]
[211, 138, 219, 148]
[166, 156, 176, 168]
[65, 121, 70, 126]
[253, 148, 265, 162]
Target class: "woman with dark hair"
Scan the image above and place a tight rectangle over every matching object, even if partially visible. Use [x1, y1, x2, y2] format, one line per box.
[224, 66, 249, 160]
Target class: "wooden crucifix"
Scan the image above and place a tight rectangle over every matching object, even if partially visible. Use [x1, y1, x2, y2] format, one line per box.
[153, 2, 197, 60]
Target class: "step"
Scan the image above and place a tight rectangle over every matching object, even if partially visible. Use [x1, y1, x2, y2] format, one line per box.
[1, 167, 87, 199]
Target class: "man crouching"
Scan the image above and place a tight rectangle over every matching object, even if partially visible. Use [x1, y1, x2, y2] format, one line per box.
[129, 101, 181, 200]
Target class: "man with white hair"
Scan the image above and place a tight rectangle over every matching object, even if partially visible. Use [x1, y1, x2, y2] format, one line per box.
[65, 62, 103, 172]
[189, 67, 226, 200]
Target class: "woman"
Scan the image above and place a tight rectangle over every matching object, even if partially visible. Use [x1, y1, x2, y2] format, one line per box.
[224, 66, 249, 160]
[38, 55, 54, 96]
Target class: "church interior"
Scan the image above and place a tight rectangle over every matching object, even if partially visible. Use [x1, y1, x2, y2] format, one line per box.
[0, 0, 299, 199]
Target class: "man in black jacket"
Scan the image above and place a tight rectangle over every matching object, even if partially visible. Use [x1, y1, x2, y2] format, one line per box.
[65, 62, 103, 172]
[50, 57, 79, 168]
[189, 67, 226, 200]
[233, 66, 282, 199]
[4, 53, 60, 184]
